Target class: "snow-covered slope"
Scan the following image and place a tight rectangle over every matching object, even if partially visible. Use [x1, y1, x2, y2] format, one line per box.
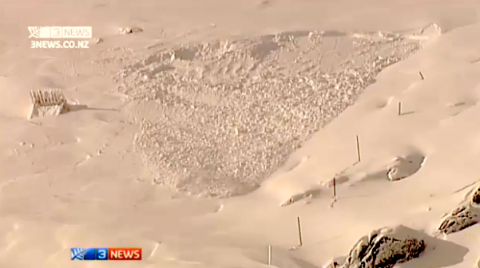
[0, 0, 479, 268]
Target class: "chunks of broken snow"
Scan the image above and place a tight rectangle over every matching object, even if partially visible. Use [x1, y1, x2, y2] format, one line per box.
[437, 185, 480, 234]
[341, 226, 426, 268]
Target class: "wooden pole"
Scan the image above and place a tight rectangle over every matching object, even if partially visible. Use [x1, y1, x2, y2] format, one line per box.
[297, 216, 303, 246]
[398, 101, 402, 115]
[356, 135, 361, 162]
[268, 245, 272, 265]
[419, 71, 424, 80]
[333, 177, 336, 198]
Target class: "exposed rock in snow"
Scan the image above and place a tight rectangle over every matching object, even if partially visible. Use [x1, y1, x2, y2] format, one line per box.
[341, 227, 426, 268]
[437, 185, 480, 234]
[118, 26, 143, 35]
[437, 205, 478, 234]
[472, 187, 480, 205]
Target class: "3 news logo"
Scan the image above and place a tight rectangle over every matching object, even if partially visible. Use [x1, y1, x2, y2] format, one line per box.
[71, 248, 142, 261]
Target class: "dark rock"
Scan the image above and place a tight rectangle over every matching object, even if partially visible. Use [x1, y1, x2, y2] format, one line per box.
[324, 261, 339, 268]
[373, 237, 425, 267]
[437, 205, 478, 234]
[342, 229, 425, 268]
[437, 185, 480, 235]
[472, 187, 480, 204]
[119, 27, 143, 35]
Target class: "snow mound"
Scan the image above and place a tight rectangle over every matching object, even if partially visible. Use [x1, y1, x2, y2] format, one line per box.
[386, 154, 425, 181]
[325, 151, 426, 186]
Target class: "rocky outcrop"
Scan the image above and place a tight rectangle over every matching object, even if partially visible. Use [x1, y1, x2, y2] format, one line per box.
[341, 227, 426, 268]
[437, 205, 478, 234]
[472, 187, 480, 205]
[437, 185, 480, 234]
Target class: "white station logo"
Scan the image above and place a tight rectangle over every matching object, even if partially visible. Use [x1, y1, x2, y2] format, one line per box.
[28, 27, 92, 39]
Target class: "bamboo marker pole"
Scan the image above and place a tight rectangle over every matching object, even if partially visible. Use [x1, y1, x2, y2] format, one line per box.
[268, 245, 272, 265]
[398, 101, 402, 115]
[297, 216, 303, 247]
[356, 135, 361, 162]
[333, 177, 337, 199]
[419, 71, 424, 80]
